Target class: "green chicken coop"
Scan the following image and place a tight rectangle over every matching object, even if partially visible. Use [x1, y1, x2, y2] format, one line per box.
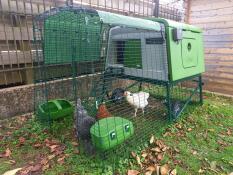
[33, 6, 204, 153]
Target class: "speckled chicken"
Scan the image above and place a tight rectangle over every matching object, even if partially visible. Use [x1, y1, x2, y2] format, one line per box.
[75, 98, 96, 154]
[124, 91, 150, 117]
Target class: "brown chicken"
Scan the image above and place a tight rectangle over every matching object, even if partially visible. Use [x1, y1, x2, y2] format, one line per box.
[96, 103, 111, 120]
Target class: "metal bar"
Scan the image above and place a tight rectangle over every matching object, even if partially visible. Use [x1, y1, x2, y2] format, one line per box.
[175, 85, 199, 119]
[166, 82, 172, 122]
[199, 75, 203, 105]
[153, 0, 159, 17]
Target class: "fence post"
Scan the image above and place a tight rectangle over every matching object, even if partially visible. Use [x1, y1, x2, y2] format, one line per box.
[153, 0, 160, 17]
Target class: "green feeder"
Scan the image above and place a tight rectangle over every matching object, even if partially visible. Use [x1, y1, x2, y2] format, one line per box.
[90, 117, 134, 151]
[37, 99, 74, 120]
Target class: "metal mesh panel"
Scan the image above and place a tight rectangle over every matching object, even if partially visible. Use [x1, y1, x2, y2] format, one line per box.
[0, 0, 186, 88]
[33, 6, 203, 165]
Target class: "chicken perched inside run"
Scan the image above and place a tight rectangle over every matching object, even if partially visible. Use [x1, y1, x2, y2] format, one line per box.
[96, 103, 111, 120]
[124, 91, 150, 117]
[75, 98, 96, 154]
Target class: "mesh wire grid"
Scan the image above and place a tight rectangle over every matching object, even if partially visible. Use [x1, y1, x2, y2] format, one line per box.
[33, 5, 203, 172]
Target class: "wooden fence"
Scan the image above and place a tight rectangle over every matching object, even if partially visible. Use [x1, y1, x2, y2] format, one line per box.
[187, 0, 233, 95]
[0, 0, 185, 88]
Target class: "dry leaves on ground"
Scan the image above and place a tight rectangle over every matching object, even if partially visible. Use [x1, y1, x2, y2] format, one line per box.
[129, 135, 177, 175]
[0, 148, 12, 158]
[17, 138, 67, 174]
[127, 169, 140, 175]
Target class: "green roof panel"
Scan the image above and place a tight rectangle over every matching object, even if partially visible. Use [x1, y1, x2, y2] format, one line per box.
[98, 10, 161, 31]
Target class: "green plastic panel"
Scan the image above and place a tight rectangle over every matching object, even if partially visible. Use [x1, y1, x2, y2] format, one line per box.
[148, 18, 205, 81]
[124, 40, 142, 68]
[90, 117, 134, 151]
[168, 29, 205, 81]
[44, 11, 102, 64]
[181, 37, 198, 68]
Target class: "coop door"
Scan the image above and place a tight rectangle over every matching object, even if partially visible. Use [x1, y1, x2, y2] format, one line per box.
[181, 37, 198, 68]
[124, 40, 142, 69]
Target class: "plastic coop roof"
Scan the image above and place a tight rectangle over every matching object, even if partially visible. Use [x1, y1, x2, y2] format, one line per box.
[36, 6, 161, 32]
[97, 10, 161, 31]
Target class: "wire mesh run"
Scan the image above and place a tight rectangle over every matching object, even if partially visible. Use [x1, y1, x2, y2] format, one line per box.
[33, 5, 203, 162]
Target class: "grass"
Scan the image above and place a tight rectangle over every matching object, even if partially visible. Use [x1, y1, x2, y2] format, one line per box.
[0, 92, 233, 175]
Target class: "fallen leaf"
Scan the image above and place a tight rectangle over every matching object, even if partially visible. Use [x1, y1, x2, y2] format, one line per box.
[226, 129, 232, 136]
[174, 148, 180, 153]
[141, 152, 148, 158]
[33, 143, 42, 148]
[49, 145, 59, 153]
[187, 128, 192, 132]
[210, 161, 217, 170]
[131, 151, 136, 158]
[146, 165, 156, 172]
[163, 132, 171, 137]
[150, 135, 155, 144]
[145, 171, 153, 175]
[2, 168, 22, 175]
[31, 164, 42, 172]
[155, 140, 165, 149]
[127, 170, 140, 175]
[151, 147, 161, 153]
[18, 137, 26, 146]
[18, 166, 33, 175]
[71, 141, 79, 146]
[162, 146, 168, 152]
[0, 148, 12, 158]
[192, 150, 197, 155]
[198, 169, 204, 173]
[208, 128, 215, 132]
[160, 164, 170, 175]
[42, 164, 50, 171]
[5, 160, 16, 165]
[170, 169, 177, 175]
[176, 124, 182, 129]
[40, 158, 49, 166]
[157, 153, 163, 161]
[136, 155, 142, 168]
[74, 149, 80, 154]
[48, 154, 56, 160]
[57, 155, 66, 164]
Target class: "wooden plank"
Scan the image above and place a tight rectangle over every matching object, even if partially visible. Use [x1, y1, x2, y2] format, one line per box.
[0, 51, 32, 65]
[0, 26, 33, 41]
[188, 0, 233, 95]
[203, 28, 233, 35]
[205, 54, 233, 61]
[0, 0, 53, 14]
[203, 75, 233, 87]
[204, 72, 233, 80]
[190, 14, 233, 24]
[203, 82, 233, 96]
[195, 21, 233, 30]
[190, 0, 233, 11]
[205, 48, 233, 54]
[191, 0, 233, 6]
[203, 34, 233, 42]
[190, 6, 233, 18]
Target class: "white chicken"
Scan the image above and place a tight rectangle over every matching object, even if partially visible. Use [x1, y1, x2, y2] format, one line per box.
[124, 91, 150, 117]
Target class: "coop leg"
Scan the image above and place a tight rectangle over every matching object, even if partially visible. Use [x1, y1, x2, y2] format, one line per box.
[138, 82, 142, 91]
[142, 108, 145, 116]
[134, 108, 138, 117]
[199, 75, 203, 105]
[166, 83, 173, 122]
